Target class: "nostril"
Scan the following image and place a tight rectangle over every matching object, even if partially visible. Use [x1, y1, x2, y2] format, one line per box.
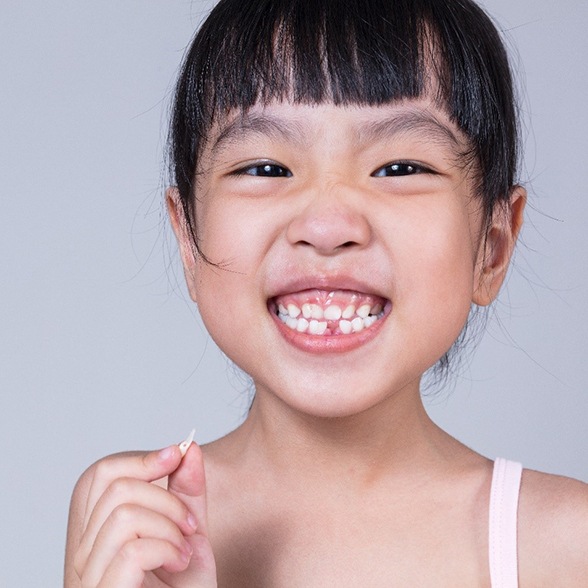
[297, 239, 357, 249]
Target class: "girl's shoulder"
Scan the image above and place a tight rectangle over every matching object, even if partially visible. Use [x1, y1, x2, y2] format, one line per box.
[518, 468, 588, 585]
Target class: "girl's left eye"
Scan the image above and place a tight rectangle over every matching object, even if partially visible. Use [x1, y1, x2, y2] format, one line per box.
[236, 163, 292, 177]
[372, 162, 429, 177]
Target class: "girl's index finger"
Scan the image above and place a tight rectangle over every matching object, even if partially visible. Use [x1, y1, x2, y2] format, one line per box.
[82, 446, 184, 530]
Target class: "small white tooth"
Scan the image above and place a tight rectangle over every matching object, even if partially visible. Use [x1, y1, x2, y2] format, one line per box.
[351, 317, 364, 332]
[339, 319, 353, 334]
[278, 303, 288, 315]
[296, 318, 309, 332]
[278, 313, 288, 324]
[371, 303, 383, 315]
[356, 304, 371, 318]
[364, 315, 378, 328]
[316, 321, 328, 335]
[310, 304, 324, 319]
[287, 304, 301, 318]
[178, 428, 196, 457]
[341, 304, 356, 319]
[308, 319, 319, 334]
[286, 317, 298, 329]
[323, 305, 342, 320]
[302, 303, 312, 319]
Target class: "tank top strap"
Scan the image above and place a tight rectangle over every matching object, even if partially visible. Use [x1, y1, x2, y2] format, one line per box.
[488, 457, 523, 588]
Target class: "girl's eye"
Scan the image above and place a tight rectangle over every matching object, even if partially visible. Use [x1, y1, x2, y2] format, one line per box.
[372, 162, 427, 177]
[237, 163, 292, 177]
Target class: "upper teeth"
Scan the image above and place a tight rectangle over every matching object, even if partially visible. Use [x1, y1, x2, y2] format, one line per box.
[300, 303, 325, 319]
[277, 301, 385, 335]
[323, 305, 342, 320]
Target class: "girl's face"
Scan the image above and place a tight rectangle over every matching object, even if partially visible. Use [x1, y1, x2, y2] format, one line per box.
[170, 100, 522, 418]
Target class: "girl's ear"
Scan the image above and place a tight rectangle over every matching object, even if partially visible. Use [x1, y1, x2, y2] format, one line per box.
[472, 185, 526, 306]
[166, 187, 199, 302]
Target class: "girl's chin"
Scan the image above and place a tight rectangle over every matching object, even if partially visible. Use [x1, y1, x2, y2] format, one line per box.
[251, 366, 417, 421]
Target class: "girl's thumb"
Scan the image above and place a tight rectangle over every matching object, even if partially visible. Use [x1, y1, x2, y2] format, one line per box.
[167, 441, 209, 534]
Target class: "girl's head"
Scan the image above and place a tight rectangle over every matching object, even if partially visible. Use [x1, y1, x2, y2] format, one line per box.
[167, 0, 525, 408]
[169, 0, 519, 242]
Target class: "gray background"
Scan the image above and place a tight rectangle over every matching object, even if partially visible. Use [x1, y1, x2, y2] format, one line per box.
[1, 0, 586, 585]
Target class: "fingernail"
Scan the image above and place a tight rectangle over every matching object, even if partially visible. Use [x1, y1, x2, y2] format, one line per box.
[157, 446, 175, 462]
[181, 539, 193, 561]
[186, 513, 198, 531]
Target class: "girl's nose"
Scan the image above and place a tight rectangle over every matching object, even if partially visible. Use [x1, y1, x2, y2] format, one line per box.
[285, 187, 372, 256]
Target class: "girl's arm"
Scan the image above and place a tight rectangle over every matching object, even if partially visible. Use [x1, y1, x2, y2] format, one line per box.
[64, 444, 217, 587]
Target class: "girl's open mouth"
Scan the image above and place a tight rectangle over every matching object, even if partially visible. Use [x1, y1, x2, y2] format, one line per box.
[270, 289, 388, 336]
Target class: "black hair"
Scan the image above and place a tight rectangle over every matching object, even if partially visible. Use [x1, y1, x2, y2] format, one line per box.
[169, 0, 519, 246]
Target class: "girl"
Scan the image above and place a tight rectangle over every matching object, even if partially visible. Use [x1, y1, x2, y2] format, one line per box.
[65, 0, 588, 585]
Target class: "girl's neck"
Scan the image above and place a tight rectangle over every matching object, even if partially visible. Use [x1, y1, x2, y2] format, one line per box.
[217, 380, 468, 488]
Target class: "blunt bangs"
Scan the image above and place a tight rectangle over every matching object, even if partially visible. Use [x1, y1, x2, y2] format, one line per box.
[170, 0, 518, 220]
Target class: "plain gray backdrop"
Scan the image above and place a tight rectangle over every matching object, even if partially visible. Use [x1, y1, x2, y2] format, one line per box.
[1, 0, 587, 585]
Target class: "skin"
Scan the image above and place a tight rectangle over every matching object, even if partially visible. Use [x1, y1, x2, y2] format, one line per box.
[65, 100, 588, 587]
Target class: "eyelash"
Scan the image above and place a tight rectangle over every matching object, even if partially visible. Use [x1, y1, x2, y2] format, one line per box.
[371, 162, 431, 177]
[234, 162, 292, 177]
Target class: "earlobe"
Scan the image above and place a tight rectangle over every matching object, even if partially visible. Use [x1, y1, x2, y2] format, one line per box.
[472, 186, 526, 306]
[166, 187, 199, 302]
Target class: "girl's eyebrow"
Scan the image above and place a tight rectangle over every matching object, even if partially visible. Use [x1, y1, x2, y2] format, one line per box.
[357, 111, 463, 154]
[209, 113, 307, 157]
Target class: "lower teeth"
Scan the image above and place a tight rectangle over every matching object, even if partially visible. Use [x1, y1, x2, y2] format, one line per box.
[277, 310, 383, 335]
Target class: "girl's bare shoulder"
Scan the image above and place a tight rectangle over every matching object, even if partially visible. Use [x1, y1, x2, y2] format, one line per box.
[519, 468, 588, 586]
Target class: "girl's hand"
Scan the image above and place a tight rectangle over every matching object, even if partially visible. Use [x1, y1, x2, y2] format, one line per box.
[67, 442, 217, 587]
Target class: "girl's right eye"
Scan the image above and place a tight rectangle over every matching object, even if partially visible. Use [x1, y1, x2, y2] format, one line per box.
[235, 163, 292, 177]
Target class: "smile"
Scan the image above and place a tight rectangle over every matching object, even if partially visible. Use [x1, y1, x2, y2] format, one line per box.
[272, 289, 387, 336]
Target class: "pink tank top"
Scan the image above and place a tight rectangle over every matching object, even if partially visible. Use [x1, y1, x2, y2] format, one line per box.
[488, 458, 523, 588]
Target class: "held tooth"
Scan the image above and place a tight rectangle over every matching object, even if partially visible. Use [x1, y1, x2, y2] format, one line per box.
[323, 305, 342, 320]
[371, 303, 383, 315]
[339, 319, 353, 334]
[310, 304, 324, 319]
[356, 304, 371, 318]
[287, 304, 301, 318]
[296, 318, 309, 333]
[316, 321, 328, 335]
[351, 317, 365, 332]
[178, 428, 196, 457]
[341, 304, 356, 319]
[278, 303, 288, 315]
[302, 303, 312, 319]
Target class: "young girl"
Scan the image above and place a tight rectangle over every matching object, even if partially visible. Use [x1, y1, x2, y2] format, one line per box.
[65, 0, 588, 585]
